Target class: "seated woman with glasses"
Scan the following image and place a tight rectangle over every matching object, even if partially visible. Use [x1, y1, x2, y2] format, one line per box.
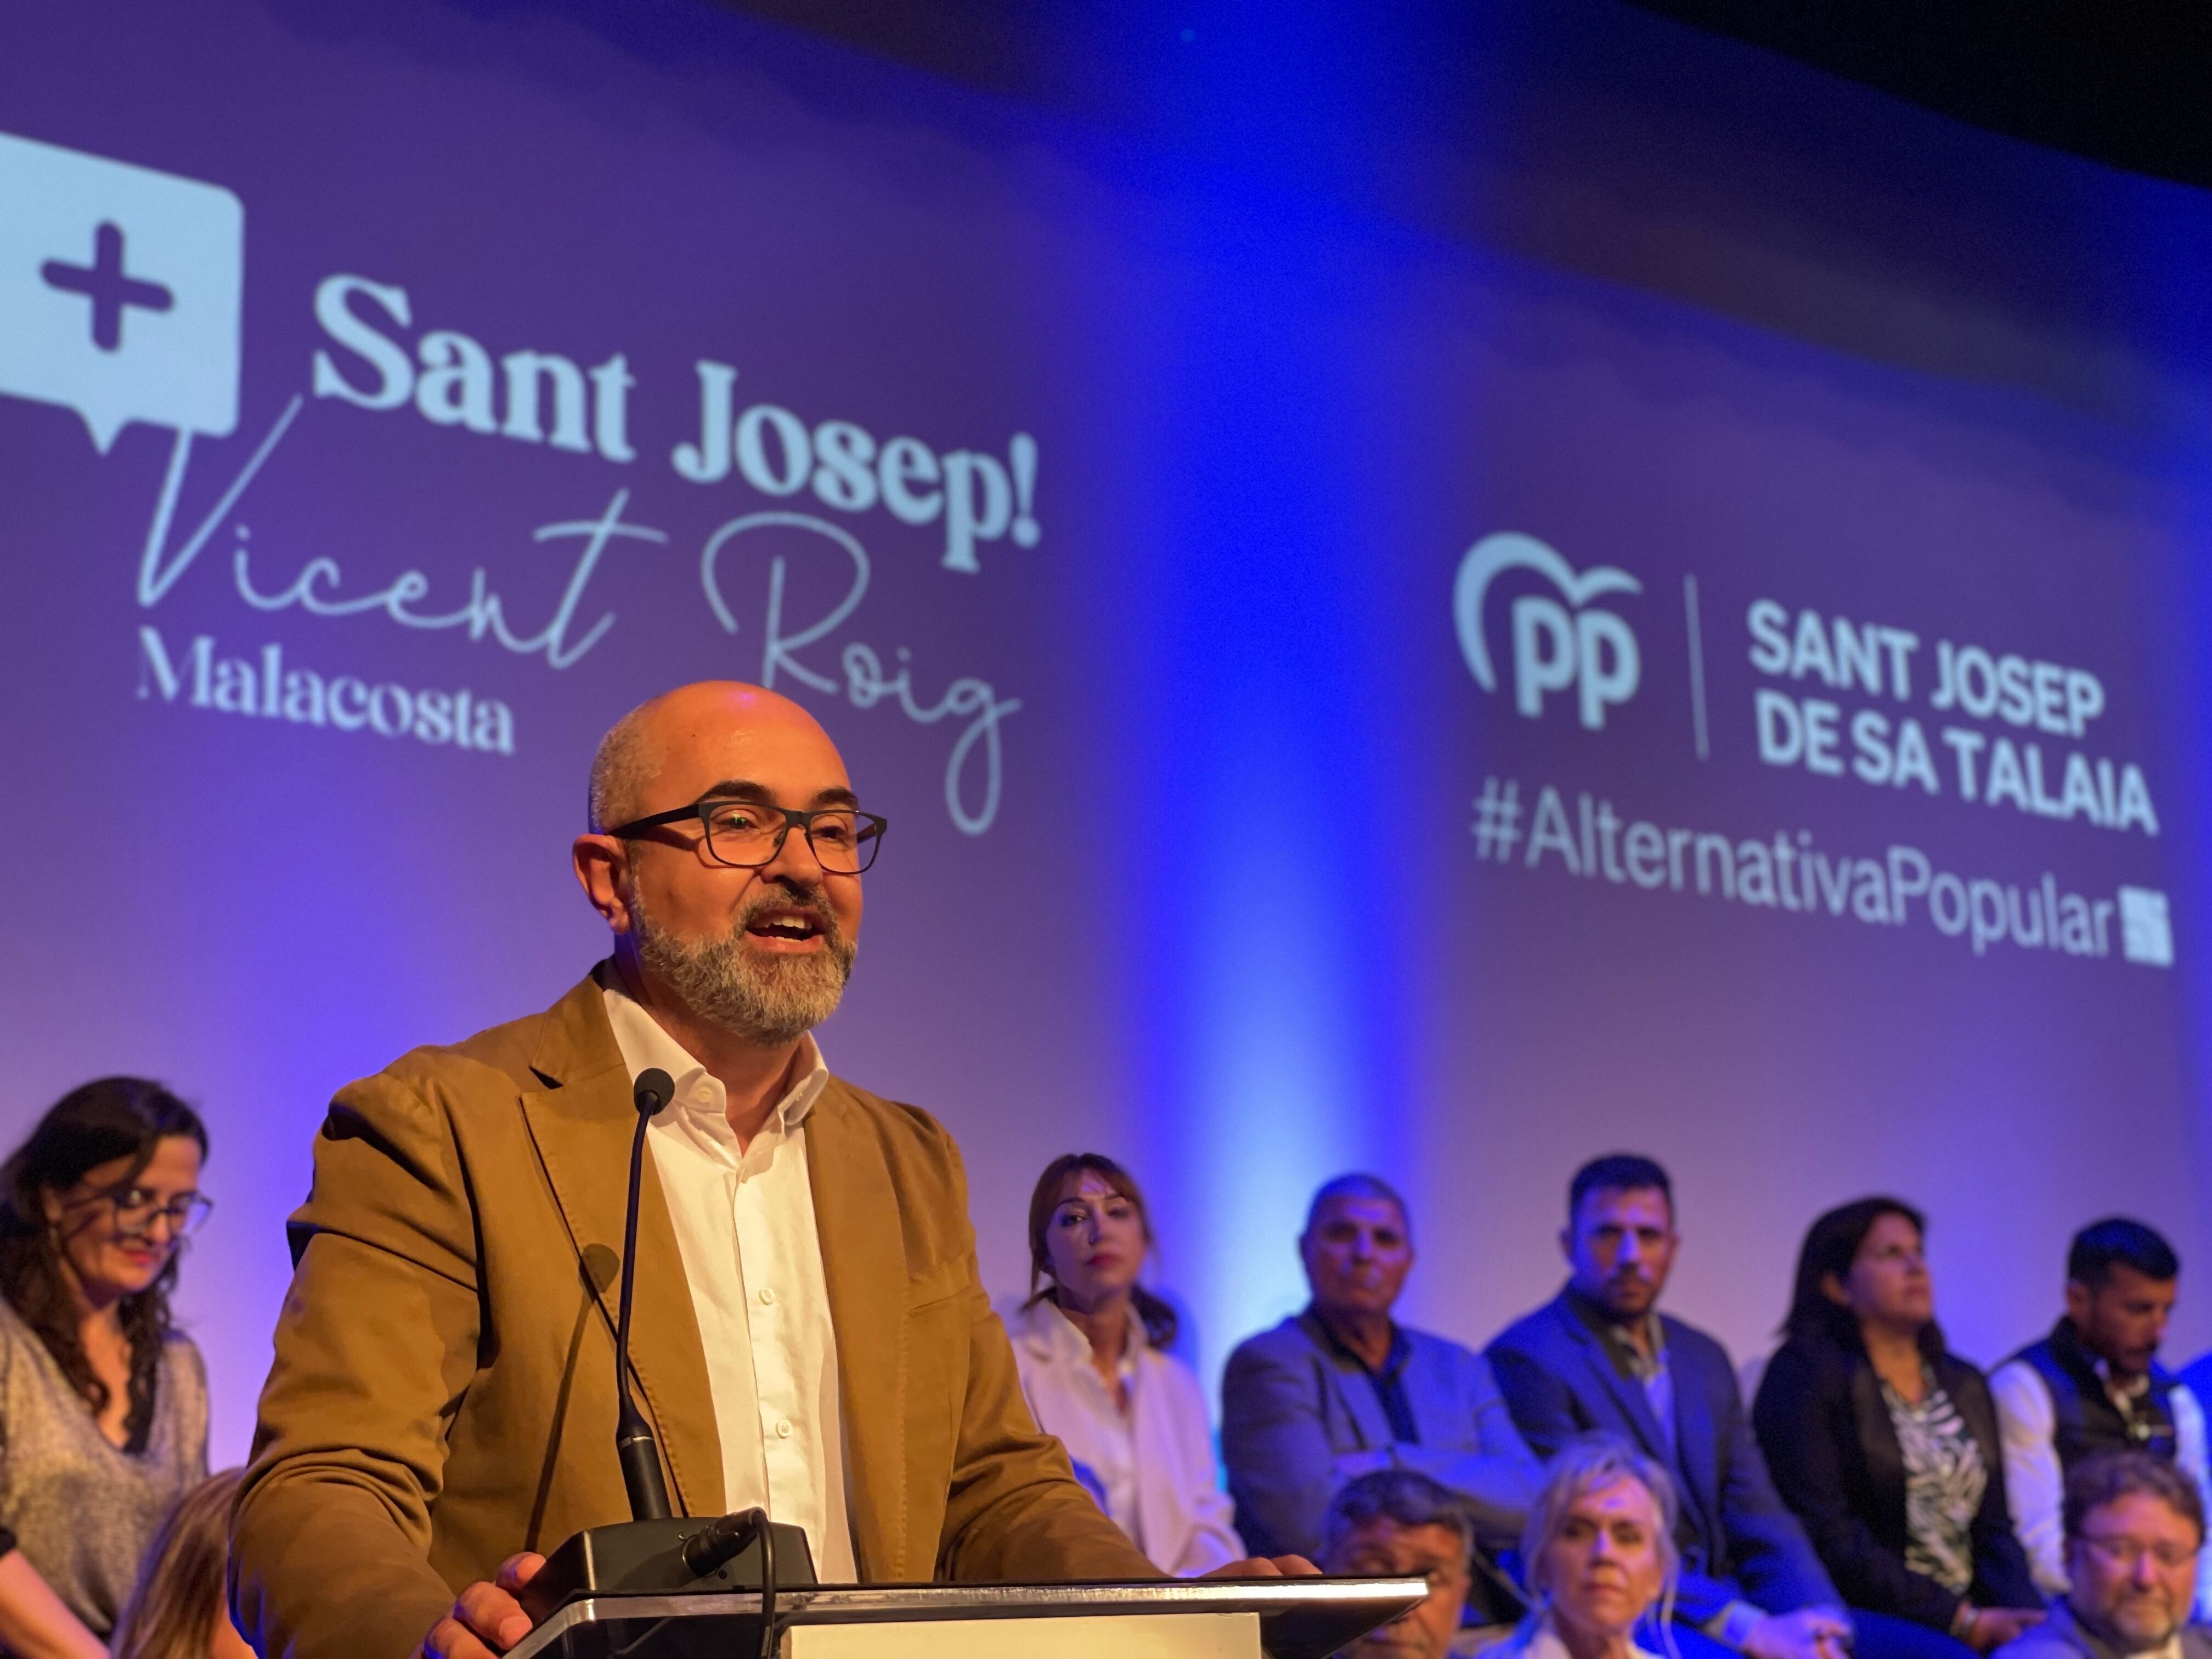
[998, 1154, 1245, 1576]
[0, 1078, 212, 1658]
[1753, 1198, 2045, 1659]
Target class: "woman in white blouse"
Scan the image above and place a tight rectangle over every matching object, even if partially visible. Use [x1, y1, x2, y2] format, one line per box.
[1000, 1153, 1245, 1576]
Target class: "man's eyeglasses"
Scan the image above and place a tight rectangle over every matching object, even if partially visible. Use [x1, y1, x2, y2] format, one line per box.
[92, 1184, 214, 1239]
[2078, 1533, 2198, 1572]
[607, 799, 888, 875]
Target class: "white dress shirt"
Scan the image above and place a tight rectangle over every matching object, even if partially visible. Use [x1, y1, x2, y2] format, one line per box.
[999, 1295, 1244, 1576]
[601, 981, 858, 1582]
[1989, 1359, 2212, 1619]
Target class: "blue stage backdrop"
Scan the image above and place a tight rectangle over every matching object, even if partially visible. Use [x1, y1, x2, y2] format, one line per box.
[7, 1, 2212, 1467]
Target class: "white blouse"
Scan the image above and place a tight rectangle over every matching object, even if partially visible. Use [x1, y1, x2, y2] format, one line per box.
[1000, 1295, 1245, 1576]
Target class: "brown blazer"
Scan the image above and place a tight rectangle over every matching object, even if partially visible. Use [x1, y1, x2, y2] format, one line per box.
[233, 967, 1156, 1658]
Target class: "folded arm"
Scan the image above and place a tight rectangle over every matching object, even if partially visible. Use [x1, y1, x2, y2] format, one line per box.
[1384, 1364, 1542, 1544]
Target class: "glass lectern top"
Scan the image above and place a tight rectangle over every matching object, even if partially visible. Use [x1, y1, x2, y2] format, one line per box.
[508, 1576, 1431, 1659]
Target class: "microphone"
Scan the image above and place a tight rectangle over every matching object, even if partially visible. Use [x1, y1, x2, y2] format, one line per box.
[518, 1064, 817, 1628]
[614, 1066, 674, 1522]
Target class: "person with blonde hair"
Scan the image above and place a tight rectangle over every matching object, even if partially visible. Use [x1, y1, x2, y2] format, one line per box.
[111, 1470, 250, 1659]
[1487, 1435, 1679, 1659]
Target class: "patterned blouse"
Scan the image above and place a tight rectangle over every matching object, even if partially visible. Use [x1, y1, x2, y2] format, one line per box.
[0, 1297, 208, 1637]
[1882, 1367, 1985, 1594]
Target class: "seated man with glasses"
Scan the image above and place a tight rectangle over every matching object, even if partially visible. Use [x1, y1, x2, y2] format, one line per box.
[1996, 1452, 2209, 1659]
[233, 681, 1310, 1659]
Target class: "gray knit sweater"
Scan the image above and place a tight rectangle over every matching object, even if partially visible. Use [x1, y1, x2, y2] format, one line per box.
[0, 1297, 207, 1637]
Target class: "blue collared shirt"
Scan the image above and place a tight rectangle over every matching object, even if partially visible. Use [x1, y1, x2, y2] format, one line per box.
[1311, 1312, 1421, 1443]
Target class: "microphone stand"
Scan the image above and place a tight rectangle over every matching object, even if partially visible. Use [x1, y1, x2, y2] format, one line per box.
[613, 1069, 672, 1521]
[519, 1066, 815, 1638]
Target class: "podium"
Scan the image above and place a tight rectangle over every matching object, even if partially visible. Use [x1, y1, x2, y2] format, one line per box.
[506, 1576, 1429, 1659]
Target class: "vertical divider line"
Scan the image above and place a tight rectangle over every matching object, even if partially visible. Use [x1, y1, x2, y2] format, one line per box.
[1684, 574, 1710, 760]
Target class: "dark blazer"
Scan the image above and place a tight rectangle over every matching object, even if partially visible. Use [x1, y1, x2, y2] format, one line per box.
[1486, 1290, 1838, 1624]
[1221, 1313, 1541, 1562]
[1752, 1330, 2040, 1628]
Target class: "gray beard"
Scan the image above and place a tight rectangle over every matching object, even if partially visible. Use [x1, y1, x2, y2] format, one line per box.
[630, 884, 856, 1046]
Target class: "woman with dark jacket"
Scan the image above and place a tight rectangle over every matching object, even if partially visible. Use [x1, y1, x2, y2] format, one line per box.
[1753, 1198, 2045, 1657]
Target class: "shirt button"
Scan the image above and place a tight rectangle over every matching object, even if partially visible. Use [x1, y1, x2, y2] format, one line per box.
[759, 1287, 777, 1307]
[776, 1419, 793, 1439]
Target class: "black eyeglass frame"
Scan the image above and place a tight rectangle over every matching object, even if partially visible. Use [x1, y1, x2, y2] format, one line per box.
[606, 799, 889, 873]
[81, 1180, 216, 1240]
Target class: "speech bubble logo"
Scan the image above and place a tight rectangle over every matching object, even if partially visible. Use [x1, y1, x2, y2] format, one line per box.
[0, 131, 241, 453]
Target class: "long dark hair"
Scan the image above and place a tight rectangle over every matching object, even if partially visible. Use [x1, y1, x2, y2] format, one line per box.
[0, 1078, 207, 1452]
[1784, 1195, 1942, 1361]
[1025, 1153, 1178, 1349]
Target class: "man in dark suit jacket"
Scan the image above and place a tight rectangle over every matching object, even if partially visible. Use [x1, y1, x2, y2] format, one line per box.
[1486, 1155, 1852, 1659]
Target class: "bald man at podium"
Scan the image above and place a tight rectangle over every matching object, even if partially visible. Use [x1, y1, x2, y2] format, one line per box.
[232, 683, 1307, 1659]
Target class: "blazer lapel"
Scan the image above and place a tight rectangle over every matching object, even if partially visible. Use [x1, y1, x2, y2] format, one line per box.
[1558, 1299, 1671, 1462]
[1854, 1353, 1908, 1531]
[517, 972, 725, 1518]
[1299, 1315, 1395, 1451]
[1665, 1325, 1723, 1530]
[805, 1083, 908, 1580]
[1948, 1359, 2006, 1482]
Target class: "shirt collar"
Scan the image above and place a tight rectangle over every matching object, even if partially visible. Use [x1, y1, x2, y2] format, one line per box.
[599, 978, 829, 1144]
[1564, 1284, 1667, 1378]
[1306, 1308, 1410, 1381]
[2100, 1357, 2152, 1404]
[1011, 1294, 1149, 1372]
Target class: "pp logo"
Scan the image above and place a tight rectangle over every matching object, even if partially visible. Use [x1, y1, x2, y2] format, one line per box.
[1453, 531, 1641, 730]
[0, 130, 242, 452]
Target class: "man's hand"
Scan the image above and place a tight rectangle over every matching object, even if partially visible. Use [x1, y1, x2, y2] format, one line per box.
[1203, 1556, 1323, 1579]
[1741, 1607, 1854, 1659]
[420, 1553, 547, 1658]
[1962, 1609, 2044, 1654]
